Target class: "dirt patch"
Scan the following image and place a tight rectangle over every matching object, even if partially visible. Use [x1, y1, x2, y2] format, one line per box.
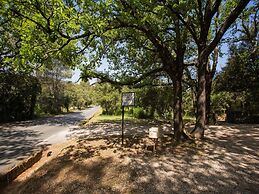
[2, 123, 259, 194]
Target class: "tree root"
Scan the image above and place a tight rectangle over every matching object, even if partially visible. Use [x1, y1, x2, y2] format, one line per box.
[183, 126, 204, 140]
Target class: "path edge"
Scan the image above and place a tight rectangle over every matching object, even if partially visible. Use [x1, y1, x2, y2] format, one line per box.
[0, 149, 43, 189]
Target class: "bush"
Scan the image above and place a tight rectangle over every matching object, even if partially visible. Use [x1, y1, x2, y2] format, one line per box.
[95, 83, 121, 115]
[133, 107, 149, 119]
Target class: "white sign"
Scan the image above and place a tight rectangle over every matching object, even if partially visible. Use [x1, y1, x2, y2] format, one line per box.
[149, 127, 160, 139]
[122, 92, 135, 106]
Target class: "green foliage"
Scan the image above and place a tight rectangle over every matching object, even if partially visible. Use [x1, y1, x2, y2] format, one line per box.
[215, 46, 258, 94]
[0, 0, 83, 72]
[36, 79, 93, 115]
[214, 44, 259, 113]
[182, 89, 195, 117]
[92, 84, 173, 119]
[211, 92, 234, 115]
[132, 107, 149, 119]
[94, 83, 121, 115]
[64, 81, 93, 110]
[213, 13, 259, 123]
[36, 65, 72, 114]
[0, 71, 41, 122]
[135, 86, 173, 119]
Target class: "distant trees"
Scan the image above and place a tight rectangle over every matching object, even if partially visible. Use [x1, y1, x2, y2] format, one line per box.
[64, 81, 93, 110]
[214, 43, 259, 123]
[35, 64, 72, 114]
[92, 83, 121, 115]
[214, 4, 258, 123]
[136, 86, 173, 119]
[94, 83, 174, 119]
[0, 66, 93, 122]
[36, 66, 93, 115]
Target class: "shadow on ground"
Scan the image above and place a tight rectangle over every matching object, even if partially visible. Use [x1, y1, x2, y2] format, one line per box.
[68, 120, 173, 140]
[3, 123, 259, 194]
[0, 129, 43, 169]
[0, 111, 87, 129]
[0, 110, 93, 169]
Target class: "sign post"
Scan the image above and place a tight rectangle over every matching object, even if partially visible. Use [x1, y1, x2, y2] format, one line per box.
[121, 92, 135, 145]
[121, 106, 125, 145]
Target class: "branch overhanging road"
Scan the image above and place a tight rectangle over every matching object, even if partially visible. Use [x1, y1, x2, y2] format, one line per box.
[0, 106, 100, 173]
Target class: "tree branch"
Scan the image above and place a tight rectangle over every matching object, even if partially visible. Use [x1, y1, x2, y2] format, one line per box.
[81, 67, 164, 86]
[76, 35, 96, 54]
[201, 0, 222, 41]
[161, 0, 199, 45]
[204, 0, 250, 57]
[196, 0, 204, 25]
[10, 8, 50, 34]
[33, 0, 51, 32]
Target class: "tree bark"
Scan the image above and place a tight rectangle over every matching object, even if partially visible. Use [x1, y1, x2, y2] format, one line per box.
[205, 48, 218, 124]
[168, 48, 185, 141]
[191, 56, 207, 139]
[172, 74, 184, 141]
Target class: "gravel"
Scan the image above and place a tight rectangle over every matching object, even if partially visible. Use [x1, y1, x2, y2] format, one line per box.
[3, 123, 259, 194]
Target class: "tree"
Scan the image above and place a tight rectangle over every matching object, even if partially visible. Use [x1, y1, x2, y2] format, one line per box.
[214, 3, 258, 123]
[137, 86, 173, 119]
[1, 0, 86, 72]
[0, 5, 20, 69]
[80, 1, 194, 141]
[162, 0, 251, 138]
[36, 63, 72, 114]
[215, 44, 259, 122]
[94, 83, 121, 115]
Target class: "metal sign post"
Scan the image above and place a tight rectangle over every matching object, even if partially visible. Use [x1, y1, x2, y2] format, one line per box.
[121, 92, 135, 145]
[121, 106, 125, 145]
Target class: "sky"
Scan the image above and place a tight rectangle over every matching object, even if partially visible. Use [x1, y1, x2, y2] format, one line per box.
[217, 43, 229, 71]
[70, 68, 81, 83]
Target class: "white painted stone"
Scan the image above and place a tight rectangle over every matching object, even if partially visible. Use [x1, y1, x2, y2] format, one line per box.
[149, 127, 160, 138]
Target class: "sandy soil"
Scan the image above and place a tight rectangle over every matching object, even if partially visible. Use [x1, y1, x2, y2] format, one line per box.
[2, 123, 259, 194]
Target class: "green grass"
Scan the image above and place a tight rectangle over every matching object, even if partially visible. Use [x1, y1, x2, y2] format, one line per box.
[96, 113, 196, 123]
[94, 113, 171, 126]
[91, 109, 196, 125]
[95, 113, 138, 122]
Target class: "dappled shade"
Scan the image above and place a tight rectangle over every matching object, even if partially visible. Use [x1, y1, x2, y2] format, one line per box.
[4, 123, 259, 194]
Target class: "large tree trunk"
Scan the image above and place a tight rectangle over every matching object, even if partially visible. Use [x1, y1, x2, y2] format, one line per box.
[168, 48, 185, 141]
[172, 75, 184, 141]
[206, 47, 218, 124]
[191, 56, 207, 139]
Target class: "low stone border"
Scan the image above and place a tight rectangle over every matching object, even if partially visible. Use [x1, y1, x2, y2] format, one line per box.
[0, 149, 43, 188]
